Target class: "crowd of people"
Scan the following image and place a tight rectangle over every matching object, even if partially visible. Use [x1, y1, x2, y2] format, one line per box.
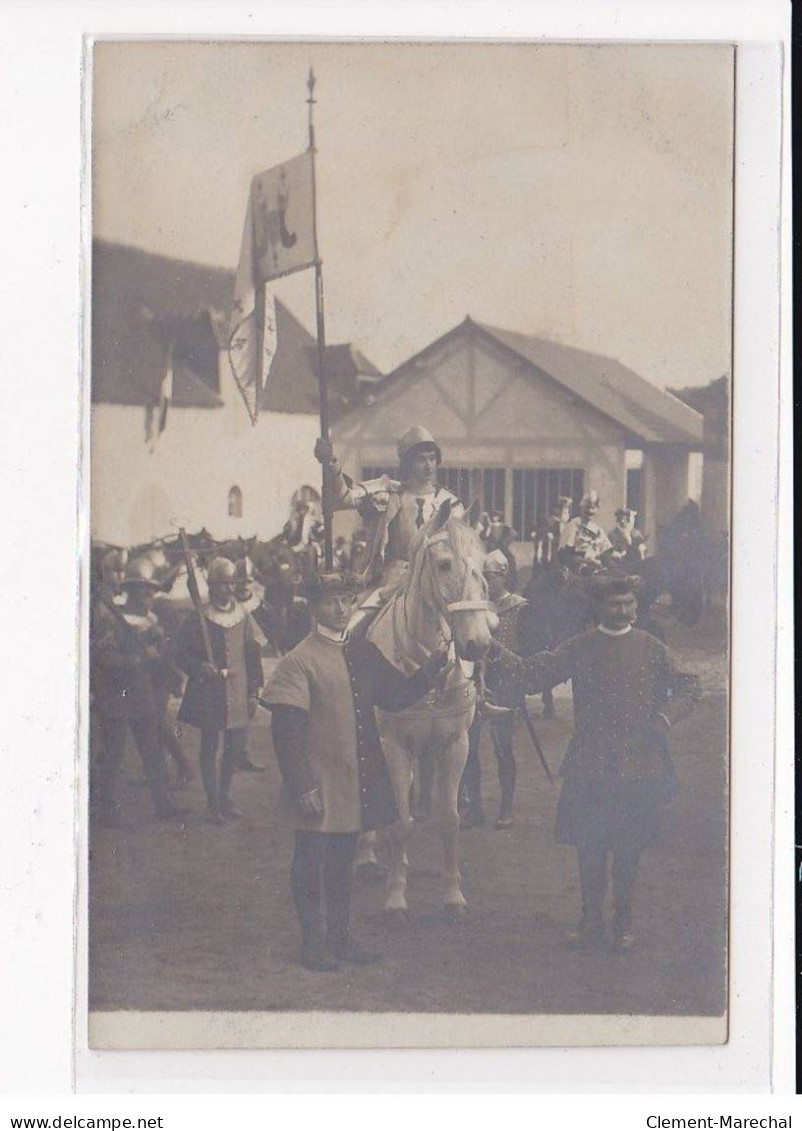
[90, 423, 702, 970]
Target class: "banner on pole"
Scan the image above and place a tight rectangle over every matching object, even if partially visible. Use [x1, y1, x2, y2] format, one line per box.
[228, 151, 316, 425]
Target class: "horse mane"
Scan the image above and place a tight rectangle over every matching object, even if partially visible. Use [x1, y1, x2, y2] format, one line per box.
[402, 507, 484, 596]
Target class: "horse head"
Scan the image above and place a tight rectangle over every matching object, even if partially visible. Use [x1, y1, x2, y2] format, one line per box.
[409, 497, 498, 662]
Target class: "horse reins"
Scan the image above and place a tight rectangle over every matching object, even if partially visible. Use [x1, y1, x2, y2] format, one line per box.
[422, 529, 493, 652]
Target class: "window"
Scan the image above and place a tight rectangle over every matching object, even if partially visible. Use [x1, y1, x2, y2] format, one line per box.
[626, 469, 642, 525]
[511, 468, 584, 541]
[439, 467, 473, 505]
[228, 485, 243, 518]
[362, 465, 397, 483]
[625, 450, 644, 527]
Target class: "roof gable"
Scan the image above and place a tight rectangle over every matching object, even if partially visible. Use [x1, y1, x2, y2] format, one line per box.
[473, 321, 703, 446]
[337, 317, 703, 447]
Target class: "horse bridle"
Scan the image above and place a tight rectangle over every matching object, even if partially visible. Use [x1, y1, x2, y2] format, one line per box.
[422, 530, 493, 646]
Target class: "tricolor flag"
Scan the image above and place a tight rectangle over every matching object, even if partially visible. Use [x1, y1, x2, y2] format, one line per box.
[157, 341, 174, 436]
[147, 340, 174, 449]
[228, 151, 316, 425]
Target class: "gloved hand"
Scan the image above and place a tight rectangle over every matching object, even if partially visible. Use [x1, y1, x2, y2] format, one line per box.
[314, 439, 339, 471]
[298, 789, 324, 818]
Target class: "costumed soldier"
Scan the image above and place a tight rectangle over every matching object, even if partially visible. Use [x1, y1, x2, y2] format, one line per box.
[262, 571, 449, 972]
[608, 507, 647, 570]
[315, 423, 462, 819]
[484, 574, 701, 951]
[90, 548, 130, 778]
[176, 557, 264, 824]
[484, 511, 519, 591]
[90, 557, 185, 826]
[99, 547, 129, 603]
[459, 550, 529, 829]
[229, 555, 269, 774]
[559, 490, 612, 568]
[531, 497, 573, 570]
[549, 496, 574, 556]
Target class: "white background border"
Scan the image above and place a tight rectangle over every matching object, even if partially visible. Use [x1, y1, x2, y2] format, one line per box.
[0, 0, 791, 1097]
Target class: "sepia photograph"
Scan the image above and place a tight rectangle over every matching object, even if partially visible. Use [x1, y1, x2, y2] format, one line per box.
[86, 39, 734, 1049]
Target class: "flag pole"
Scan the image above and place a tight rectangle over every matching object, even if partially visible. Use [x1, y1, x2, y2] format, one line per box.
[307, 67, 334, 571]
[253, 185, 265, 421]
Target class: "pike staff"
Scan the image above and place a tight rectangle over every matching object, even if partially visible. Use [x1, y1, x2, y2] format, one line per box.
[178, 527, 215, 667]
[307, 67, 334, 571]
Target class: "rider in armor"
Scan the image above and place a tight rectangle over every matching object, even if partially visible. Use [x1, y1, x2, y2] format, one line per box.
[315, 425, 463, 596]
[559, 490, 612, 569]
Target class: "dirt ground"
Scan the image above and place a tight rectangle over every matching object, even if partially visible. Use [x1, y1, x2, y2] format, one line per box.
[88, 608, 728, 1018]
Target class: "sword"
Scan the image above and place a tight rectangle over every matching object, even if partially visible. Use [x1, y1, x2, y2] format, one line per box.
[520, 702, 554, 785]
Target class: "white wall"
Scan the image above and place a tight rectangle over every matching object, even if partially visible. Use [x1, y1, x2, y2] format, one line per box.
[91, 357, 320, 546]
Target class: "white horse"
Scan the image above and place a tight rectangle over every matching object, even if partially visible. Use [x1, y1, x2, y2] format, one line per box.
[365, 498, 498, 922]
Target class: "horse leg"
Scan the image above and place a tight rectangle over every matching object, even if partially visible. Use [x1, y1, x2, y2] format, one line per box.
[382, 729, 414, 920]
[436, 728, 471, 918]
[354, 831, 383, 881]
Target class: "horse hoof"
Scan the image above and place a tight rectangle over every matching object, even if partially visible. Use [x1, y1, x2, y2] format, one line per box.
[356, 861, 385, 883]
[444, 904, 468, 924]
[384, 908, 409, 929]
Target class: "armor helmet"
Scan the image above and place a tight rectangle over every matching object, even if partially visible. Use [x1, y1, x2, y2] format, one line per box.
[234, 556, 255, 599]
[483, 549, 510, 575]
[396, 425, 442, 467]
[121, 557, 160, 590]
[207, 556, 237, 587]
[234, 556, 254, 583]
[580, 490, 600, 514]
[101, 547, 128, 580]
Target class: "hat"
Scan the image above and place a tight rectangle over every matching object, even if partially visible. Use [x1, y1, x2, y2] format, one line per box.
[581, 490, 600, 510]
[483, 549, 509, 575]
[121, 557, 160, 591]
[397, 425, 442, 466]
[302, 571, 363, 604]
[591, 574, 638, 600]
[615, 507, 636, 520]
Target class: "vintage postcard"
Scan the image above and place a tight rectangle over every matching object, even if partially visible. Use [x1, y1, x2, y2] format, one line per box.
[85, 40, 733, 1049]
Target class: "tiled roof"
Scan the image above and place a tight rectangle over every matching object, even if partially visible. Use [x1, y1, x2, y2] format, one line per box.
[91, 240, 344, 417]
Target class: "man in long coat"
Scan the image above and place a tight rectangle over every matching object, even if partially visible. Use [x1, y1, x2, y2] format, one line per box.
[262, 571, 448, 972]
[91, 557, 184, 826]
[176, 557, 264, 823]
[484, 574, 701, 951]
